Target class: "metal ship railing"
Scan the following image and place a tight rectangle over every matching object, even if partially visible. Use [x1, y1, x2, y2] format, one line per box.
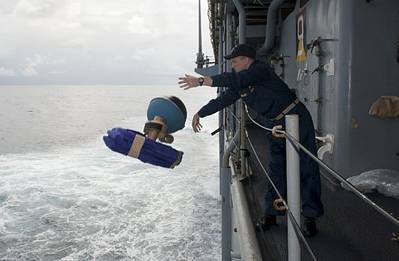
[221, 106, 399, 261]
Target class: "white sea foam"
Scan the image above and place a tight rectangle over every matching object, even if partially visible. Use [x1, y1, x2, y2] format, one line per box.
[0, 85, 221, 260]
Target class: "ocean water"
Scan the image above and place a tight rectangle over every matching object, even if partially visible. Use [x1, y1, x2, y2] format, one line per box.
[0, 85, 221, 261]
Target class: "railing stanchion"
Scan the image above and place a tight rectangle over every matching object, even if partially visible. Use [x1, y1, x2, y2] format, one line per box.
[286, 114, 301, 261]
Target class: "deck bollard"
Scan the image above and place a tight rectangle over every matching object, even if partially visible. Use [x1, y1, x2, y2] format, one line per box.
[286, 114, 301, 261]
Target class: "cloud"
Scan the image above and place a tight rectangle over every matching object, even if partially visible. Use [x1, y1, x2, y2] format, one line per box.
[0, 0, 21, 14]
[0, 0, 213, 84]
[131, 48, 156, 61]
[22, 54, 44, 76]
[15, 0, 66, 18]
[0, 67, 17, 77]
[21, 65, 38, 76]
[126, 16, 151, 35]
[21, 54, 66, 77]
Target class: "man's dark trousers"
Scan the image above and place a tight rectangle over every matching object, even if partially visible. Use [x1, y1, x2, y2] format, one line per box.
[264, 103, 324, 218]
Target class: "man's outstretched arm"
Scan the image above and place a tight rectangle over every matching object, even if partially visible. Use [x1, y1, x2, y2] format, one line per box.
[178, 72, 240, 90]
[178, 74, 213, 90]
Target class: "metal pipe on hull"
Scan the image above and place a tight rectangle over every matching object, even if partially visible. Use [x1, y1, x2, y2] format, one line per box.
[221, 132, 239, 261]
[226, 8, 233, 72]
[232, 0, 247, 177]
[262, 0, 287, 55]
[231, 168, 263, 261]
[335, 0, 353, 174]
[218, 1, 225, 194]
[232, 0, 246, 44]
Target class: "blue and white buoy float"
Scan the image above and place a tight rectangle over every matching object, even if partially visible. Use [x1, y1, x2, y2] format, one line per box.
[103, 96, 187, 168]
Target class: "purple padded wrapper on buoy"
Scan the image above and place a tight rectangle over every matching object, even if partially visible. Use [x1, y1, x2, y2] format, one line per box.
[103, 128, 183, 168]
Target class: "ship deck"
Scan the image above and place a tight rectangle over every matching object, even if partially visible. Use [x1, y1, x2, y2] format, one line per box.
[244, 125, 399, 261]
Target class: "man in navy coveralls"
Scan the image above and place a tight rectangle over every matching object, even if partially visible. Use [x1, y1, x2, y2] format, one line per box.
[178, 44, 324, 237]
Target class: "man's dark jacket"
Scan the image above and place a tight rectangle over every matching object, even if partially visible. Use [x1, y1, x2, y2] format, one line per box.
[197, 60, 324, 218]
[197, 60, 296, 119]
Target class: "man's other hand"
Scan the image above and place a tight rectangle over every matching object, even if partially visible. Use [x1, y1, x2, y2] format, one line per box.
[192, 113, 203, 132]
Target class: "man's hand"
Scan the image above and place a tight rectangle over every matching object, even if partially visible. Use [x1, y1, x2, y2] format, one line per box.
[192, 113, 203, 132]
[178, 74, 200, 90]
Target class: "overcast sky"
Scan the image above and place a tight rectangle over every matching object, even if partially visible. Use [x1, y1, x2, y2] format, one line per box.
[0, 0, 213, 85]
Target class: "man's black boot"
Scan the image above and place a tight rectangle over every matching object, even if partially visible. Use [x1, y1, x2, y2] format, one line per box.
[256, 215, 277, 231]
[302, 217, 317, 237]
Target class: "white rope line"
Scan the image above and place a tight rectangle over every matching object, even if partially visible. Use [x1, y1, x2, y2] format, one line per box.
[287, 211, 318, 261]
[243, 104, 399, 228]
[228, 106, 316, 257]
[283, 131, 399, 228]
[245, 130, 318, 261]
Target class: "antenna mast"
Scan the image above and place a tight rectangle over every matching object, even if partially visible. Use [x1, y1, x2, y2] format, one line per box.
[196, 0, 205, 68]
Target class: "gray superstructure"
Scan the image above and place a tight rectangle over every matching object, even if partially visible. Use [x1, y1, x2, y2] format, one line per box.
[275, 0, 399, 177]
[196, 0, 399, 260]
